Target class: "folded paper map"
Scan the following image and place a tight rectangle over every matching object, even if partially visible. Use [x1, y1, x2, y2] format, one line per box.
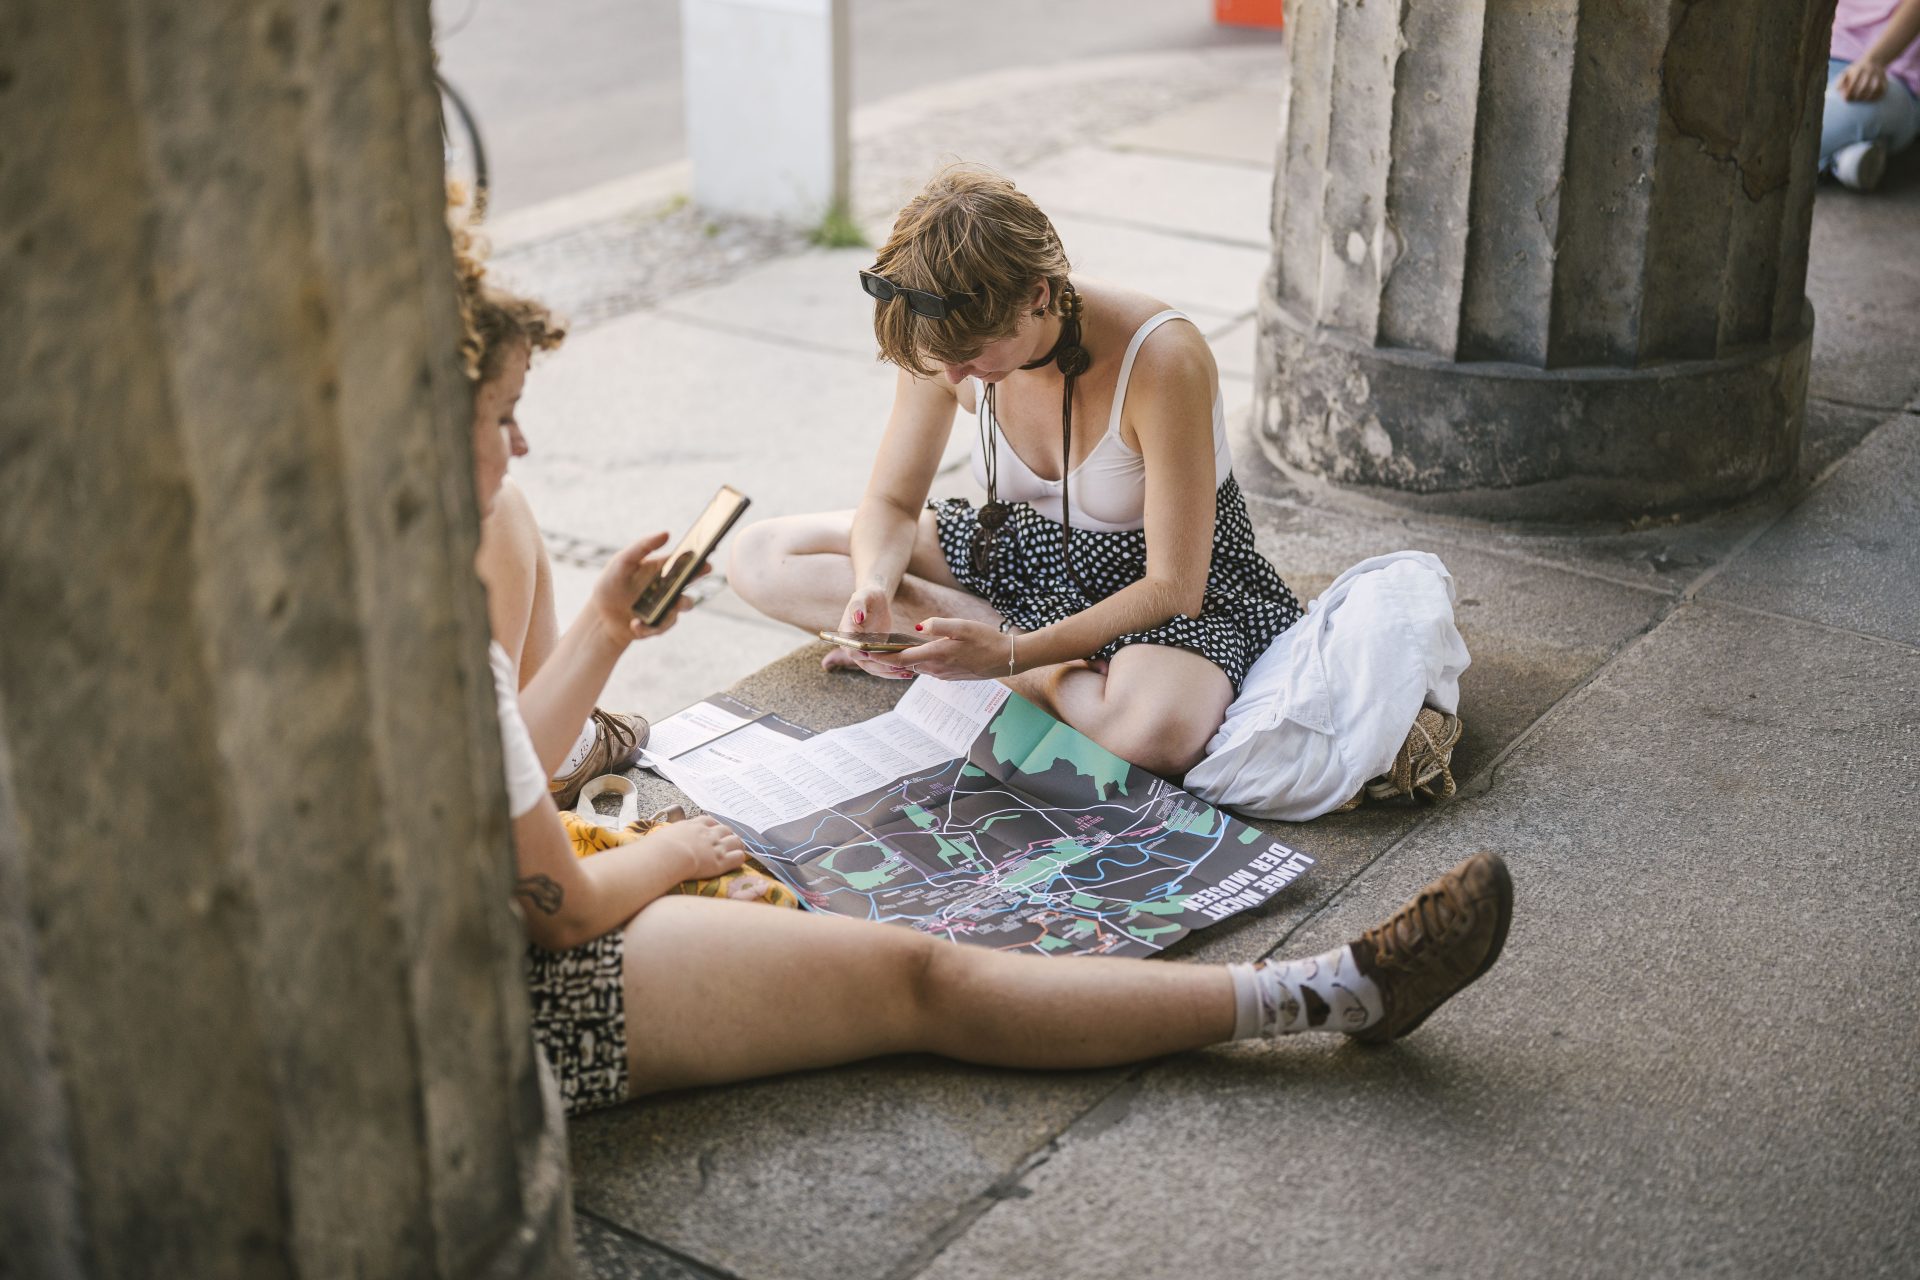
[640, 677, 1316, 957]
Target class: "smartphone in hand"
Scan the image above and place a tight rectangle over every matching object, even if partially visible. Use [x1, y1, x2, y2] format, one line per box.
[818, 630, 922, 654]
[632, 485, 751, 626]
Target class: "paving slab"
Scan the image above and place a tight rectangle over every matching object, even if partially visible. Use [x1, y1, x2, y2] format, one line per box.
[658, 221, 1263, 366]
[851, 47, 1286, 227]
[604, 602, 804, 727]
[575, 1212, 723, 1280]
[493, 202, 811, 335]
[663, 247, 882, 361]
[512, 309, 897, 555]
[1804, 179, 1920, 411]
[1703, 413, 1920, 647]
[920, 604, 1920, 1280]
[569, 1059, 1122, 1280]
[1051, 215, 1263, 323]
[1243, 498, 1671, 788]
[1008, 147, 1275, 249]
[1105, 88, 1284, 168]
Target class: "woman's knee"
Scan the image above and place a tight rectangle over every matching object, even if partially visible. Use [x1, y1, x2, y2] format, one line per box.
[726, 517, 788, 608]
[1092, 692, 1224, 778]
[1089, 658, 1229, 778]
[727, 512, 849, 608]
[1101, 719, 1213, 779]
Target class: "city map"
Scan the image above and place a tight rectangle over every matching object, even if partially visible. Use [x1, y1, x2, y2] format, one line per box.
[640, 678, 1317, 957]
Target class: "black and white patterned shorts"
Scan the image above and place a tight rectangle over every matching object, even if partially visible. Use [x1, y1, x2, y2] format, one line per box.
[931, 474, 1302, 694]
[527, 929, 629, 1117]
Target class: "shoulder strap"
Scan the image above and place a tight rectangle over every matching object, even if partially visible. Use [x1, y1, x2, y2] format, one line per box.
[1106, 310, 1188, 438]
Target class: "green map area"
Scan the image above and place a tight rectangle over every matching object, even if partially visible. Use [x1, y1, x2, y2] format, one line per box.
[986, 696, 1133, 800]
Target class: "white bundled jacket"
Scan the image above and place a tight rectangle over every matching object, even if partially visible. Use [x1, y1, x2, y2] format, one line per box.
[1185, 552, 1470, 822]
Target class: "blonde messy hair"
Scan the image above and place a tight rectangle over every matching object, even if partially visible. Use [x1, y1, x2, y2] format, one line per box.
[450, 201, 566, 383]
[870, 164, 1071, 377]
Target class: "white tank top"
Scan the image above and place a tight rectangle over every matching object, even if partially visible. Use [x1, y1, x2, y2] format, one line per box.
[968, 309, 1232, 533]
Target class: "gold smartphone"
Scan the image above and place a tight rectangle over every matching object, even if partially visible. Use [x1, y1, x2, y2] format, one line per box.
[818, 629, 922, 654]
[632, 485, 751, 626]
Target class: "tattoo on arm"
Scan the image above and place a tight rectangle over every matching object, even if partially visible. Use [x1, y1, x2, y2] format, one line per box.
[514, 874, 564, 916]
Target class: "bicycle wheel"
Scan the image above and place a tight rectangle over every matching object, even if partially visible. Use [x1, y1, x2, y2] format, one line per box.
[436, 72, 490, 221]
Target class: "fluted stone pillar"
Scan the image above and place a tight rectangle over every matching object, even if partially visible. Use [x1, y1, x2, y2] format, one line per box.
[0, 2, 571, 1276]
[1257, 0, 1836, 521]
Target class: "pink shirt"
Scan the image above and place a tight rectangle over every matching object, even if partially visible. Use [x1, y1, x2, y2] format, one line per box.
[1833, 0, 1920, 97]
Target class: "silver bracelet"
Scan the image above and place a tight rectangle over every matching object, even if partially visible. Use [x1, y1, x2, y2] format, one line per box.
[1007, 631, 1016, 677]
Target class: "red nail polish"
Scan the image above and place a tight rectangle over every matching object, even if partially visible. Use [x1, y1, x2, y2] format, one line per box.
[854, 610, 865, 624]
[914, 623, 924, 631]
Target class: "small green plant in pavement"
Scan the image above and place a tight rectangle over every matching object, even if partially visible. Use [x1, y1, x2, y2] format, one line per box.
[811, 201, 867, 249]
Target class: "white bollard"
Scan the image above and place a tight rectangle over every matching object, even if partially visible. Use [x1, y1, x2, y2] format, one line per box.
[680, 0, 850, 225]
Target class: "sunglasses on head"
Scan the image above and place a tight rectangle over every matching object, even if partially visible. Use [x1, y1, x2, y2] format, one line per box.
[859, 269, 975, 319]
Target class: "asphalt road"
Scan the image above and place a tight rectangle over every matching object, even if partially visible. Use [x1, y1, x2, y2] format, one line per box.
[432, 0, 1278, 216]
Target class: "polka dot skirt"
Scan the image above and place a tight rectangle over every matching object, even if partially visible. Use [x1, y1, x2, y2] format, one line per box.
[931, 474, 1302, 694]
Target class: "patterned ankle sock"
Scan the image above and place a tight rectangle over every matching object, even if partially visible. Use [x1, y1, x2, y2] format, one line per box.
[1228, 947, 1384, 1038]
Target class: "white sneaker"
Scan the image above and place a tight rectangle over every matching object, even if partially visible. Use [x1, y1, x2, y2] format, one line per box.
[1833, 140, 1889, 192]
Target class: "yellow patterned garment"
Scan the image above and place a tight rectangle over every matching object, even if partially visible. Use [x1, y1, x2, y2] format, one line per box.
[558, 809, 801, 909]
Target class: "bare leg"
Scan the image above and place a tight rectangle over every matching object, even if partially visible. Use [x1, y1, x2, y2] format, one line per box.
[729, 511, 1232, 776]
[622, 895, 1234, 1095]
[1025, 644, 1234, 779]
[731, 508, 1002, 673]
[729, 507, 1001, 634]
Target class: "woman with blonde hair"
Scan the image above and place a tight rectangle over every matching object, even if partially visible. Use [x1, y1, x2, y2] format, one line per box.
[729, 165, 1307, 780]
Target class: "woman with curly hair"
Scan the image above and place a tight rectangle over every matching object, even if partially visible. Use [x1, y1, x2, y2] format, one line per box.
[455, 211, 1514, 1118]
[456, 226, 652, 809]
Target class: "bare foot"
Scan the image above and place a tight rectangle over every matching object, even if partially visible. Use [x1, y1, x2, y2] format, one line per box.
[821, 648, 913, 679]
[822, 647, 863, 673]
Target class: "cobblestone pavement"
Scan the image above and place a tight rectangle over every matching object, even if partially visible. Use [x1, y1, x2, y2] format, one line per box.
[491, 201, 810, 332]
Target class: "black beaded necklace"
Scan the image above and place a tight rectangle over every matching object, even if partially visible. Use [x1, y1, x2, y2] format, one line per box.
[975, 282, 1091, 595]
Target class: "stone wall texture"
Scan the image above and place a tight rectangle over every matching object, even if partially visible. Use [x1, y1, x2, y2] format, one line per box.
[0, 1, 571, 1276]
[1258, 0, 1837, 520]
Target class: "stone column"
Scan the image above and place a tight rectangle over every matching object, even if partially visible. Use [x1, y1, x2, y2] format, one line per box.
[1256, 0, 1836, 521]
[0, 2, 571, 1277]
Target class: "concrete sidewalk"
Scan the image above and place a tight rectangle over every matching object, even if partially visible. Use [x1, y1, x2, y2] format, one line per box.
[493, 46, 1920, 1280]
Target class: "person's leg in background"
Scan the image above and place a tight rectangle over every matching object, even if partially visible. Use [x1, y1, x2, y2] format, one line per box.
[1822, 57, 1920, 188]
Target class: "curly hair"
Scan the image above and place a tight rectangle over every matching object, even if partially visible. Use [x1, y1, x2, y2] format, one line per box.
[450, 203, 566, 382]
[870, 163, 1072, 378]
